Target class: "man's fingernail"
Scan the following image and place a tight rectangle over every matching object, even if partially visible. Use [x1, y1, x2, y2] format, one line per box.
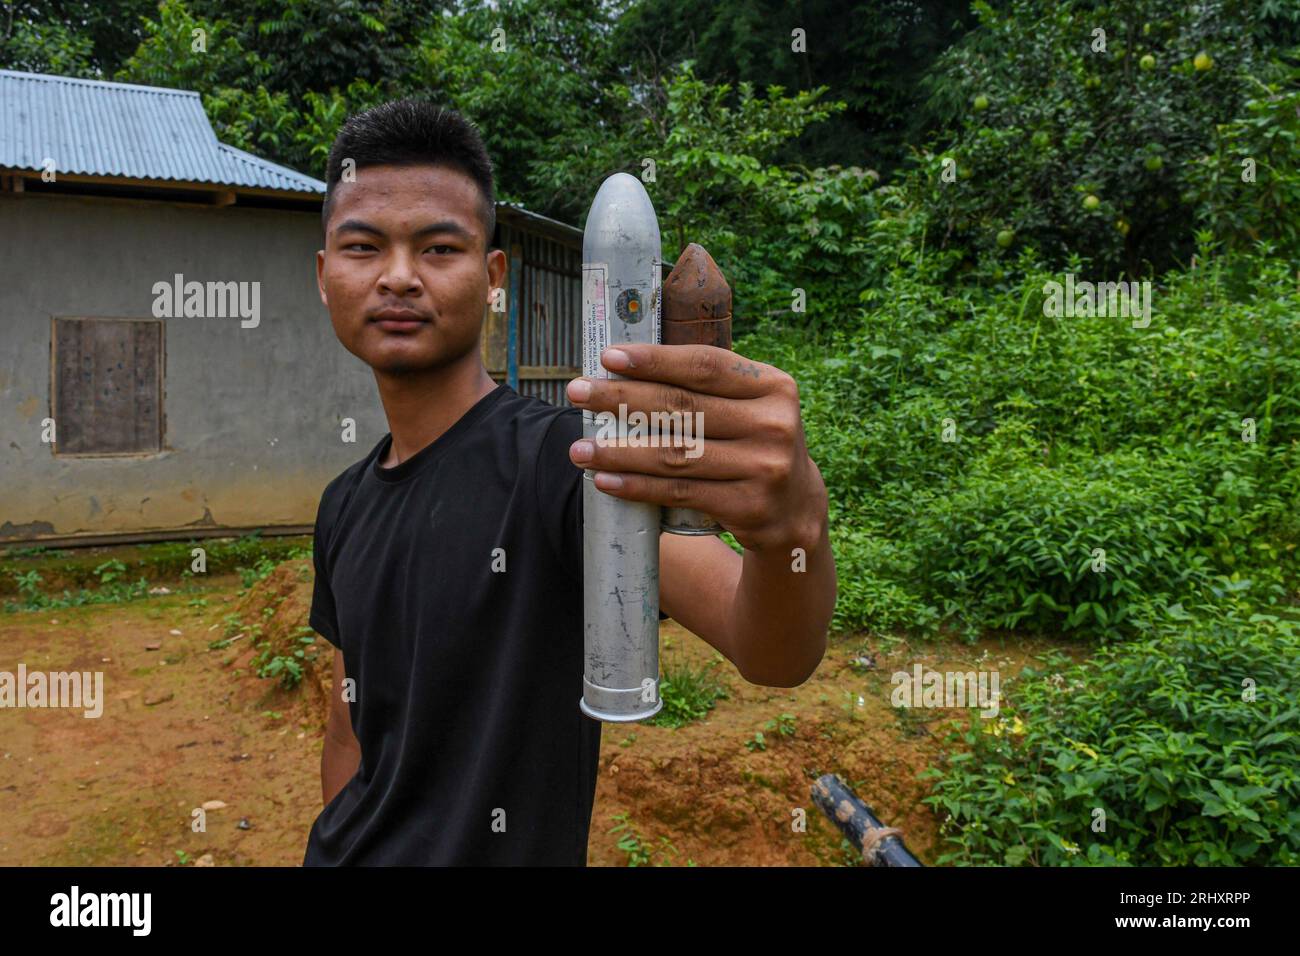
[603, 348, 631, 370]
[571, 440, 594, 462]
[568, 378, 592, 401]
[594, 472, 624, 490]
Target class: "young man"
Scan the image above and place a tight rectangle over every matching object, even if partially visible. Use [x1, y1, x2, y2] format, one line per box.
[303, 99, 836, 866]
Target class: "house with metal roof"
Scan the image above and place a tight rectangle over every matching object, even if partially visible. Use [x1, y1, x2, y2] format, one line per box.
[0, 68, 326, 203]
[0, 69, 584, 546]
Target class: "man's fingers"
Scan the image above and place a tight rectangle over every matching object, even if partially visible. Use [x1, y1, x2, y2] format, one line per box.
[566, 377, 767, 440]
[600, 344, 777, 398]
[570, 436, 751, 480]
[588, 470, 746, 518]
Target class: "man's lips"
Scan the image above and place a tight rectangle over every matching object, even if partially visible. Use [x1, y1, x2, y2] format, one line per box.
[369, 308, 430, 331]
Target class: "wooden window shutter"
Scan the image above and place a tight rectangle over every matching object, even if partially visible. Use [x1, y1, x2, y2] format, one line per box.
[52, 318, 163, 455]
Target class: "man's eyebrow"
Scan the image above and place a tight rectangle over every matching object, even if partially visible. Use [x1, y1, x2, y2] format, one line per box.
[334, 219, 383, 237]
[333, 219, 477, 243]
[411, 220, 476, 243]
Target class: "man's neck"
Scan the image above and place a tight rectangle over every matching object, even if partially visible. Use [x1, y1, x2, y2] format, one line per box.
[374, 354, 499, 468]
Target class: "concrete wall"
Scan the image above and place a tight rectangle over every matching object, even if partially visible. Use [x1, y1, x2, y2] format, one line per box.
[0, 190, 387, 543]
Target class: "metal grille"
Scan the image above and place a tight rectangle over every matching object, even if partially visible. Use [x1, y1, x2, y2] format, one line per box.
[492, 222, 582, 407]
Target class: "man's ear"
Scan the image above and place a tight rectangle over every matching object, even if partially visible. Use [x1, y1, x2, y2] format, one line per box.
[316, 249, 328, 308]
[486, 247, 507, 307]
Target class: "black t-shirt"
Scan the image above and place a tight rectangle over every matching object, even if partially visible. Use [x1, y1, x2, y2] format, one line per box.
[302, 382, 606, 866]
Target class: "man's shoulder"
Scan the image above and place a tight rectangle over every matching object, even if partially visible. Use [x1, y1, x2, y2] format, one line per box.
[489, 387, 581, 457]
[495, 386, 579, 431]
[316, 435, 386, 530]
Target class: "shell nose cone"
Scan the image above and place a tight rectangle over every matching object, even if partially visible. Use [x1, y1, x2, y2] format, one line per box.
[583, 172, 661, 259]
[666, 242, 732, 319]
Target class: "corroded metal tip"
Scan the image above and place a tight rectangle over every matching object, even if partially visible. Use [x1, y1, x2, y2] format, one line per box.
[660, 242, 733, 537]
[662, 243, 732, 348]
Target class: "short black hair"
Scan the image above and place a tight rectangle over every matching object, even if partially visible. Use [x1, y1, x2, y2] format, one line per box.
[321, 99, 496, 250]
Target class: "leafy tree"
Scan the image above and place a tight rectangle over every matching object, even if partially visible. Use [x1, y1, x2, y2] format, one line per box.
[183, 0, 429, 102]
[1186, 58, 1300, 261]
[606, 0, 975, 175]
[409, 0, 626, 207]
[0, 0, 155, 76]
[915, 0, 1289, 275]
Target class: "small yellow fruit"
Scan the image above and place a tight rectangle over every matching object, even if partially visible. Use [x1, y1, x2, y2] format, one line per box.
[1194, 52, 1213, 71]
[996, 229, 1015, 248]
[1140, 54, 1156, 71]
[1144, 155, 1163, 171]
[973, 94, 990, 111]
[1083, 194, 1101, 210]
[1116, 220, 1130, 236]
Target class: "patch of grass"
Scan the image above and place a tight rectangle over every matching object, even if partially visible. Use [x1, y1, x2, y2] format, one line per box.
[0, 533, 312, 598]
[252, 635, 317, 690]
[1, 544, 70, 559]
[747, 713, 798, 751]
[649, 658, 731, 729]
[4, 570, 151, 612]
[607, 813, 692, 866]
[92, 559, 127, 585]
[238, 556, 278, 590]
[839, 690, 865, 723]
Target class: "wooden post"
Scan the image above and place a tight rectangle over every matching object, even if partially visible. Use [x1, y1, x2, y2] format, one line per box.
[507, 241, 521, 390]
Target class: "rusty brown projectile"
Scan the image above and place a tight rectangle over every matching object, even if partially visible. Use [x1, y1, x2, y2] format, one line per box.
[659, 243, 733, 536]
[662, 242, 732, 350]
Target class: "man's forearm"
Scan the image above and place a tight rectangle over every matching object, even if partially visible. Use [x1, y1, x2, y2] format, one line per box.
[728, 512, 836, 687]
[321, 737, 361, 807]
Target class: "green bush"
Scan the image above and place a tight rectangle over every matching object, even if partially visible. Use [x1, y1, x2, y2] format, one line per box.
[908, 447, 1216, 638]
[751, 245, 1300, 638]
[923, 589, 1300, 865]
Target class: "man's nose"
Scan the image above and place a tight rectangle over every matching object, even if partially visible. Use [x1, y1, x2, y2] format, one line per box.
[378, 249, 422, 295]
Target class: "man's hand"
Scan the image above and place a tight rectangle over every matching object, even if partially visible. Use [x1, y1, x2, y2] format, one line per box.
[564, 343, 829, 555]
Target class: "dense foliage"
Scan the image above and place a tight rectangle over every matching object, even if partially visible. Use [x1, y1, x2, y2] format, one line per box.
[918, 0, 1299, 274]
[922, 592, 1300, 865]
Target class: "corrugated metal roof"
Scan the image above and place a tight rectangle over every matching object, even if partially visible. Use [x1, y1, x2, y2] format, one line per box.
[497, 201, 582, 243]
[0, 69, 324, 194]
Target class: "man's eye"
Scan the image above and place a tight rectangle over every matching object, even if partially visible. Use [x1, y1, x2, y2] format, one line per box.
[344, 243, 375, 252]
[426, 245, 456, 255]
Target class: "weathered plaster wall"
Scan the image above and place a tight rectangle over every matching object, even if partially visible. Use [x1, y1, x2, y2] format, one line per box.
[0, 191, 387, 543]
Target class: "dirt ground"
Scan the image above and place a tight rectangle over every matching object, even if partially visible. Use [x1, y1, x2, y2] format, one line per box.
[0, 559, 1081, 866]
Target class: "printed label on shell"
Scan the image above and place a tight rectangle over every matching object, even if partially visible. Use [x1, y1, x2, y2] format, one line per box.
[582, 262, 610, 379]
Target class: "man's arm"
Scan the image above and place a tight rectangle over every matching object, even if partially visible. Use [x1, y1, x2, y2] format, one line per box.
[659, 514, 833, 688]
[567, 344, 836, 687]
[321, 648, 361, 806]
